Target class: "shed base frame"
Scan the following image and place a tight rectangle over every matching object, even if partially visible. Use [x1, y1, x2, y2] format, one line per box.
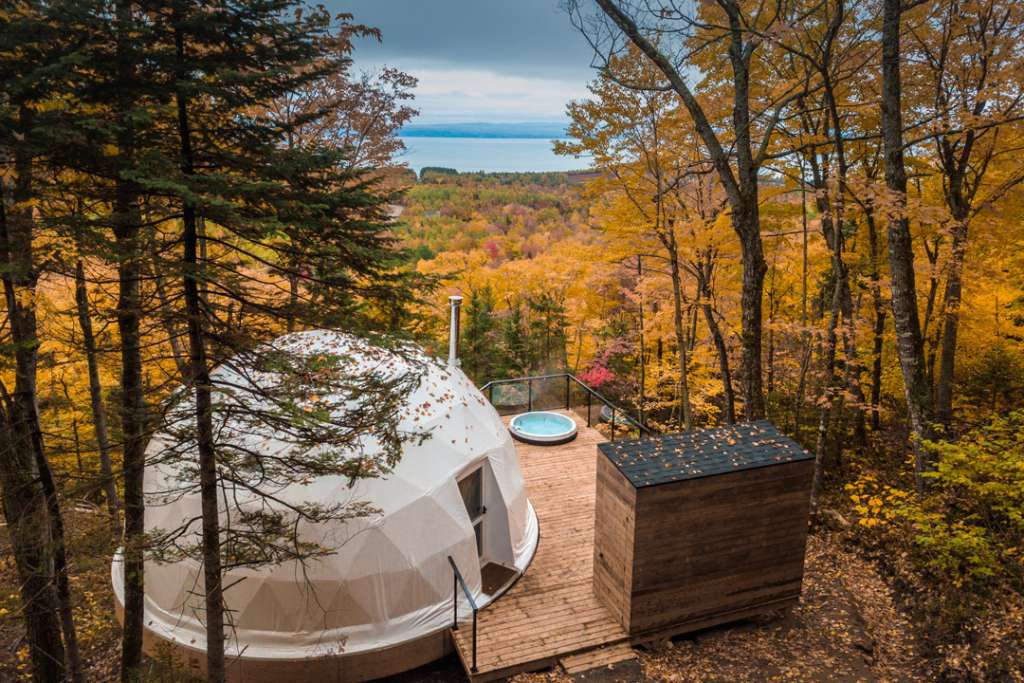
[628, 596, 800, 648]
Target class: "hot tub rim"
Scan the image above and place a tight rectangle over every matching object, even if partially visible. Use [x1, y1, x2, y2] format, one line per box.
[508, 410, 579, 446]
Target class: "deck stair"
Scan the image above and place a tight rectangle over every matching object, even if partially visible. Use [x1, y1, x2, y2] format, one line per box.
[449, 412, 630, 682]
[559, 641, 638, 674]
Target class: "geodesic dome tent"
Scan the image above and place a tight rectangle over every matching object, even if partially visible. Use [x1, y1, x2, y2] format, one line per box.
[111, 330, 538, 676]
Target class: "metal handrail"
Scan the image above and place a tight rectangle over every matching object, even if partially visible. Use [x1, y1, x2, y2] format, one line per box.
[447, 555, 478, 673]
[479, 372, 656, 440]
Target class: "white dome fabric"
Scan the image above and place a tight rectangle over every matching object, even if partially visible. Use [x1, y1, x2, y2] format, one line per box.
[111, 330, 538, 660]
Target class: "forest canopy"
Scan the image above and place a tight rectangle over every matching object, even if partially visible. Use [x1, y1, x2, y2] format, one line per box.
[2, 0, 1024, 681]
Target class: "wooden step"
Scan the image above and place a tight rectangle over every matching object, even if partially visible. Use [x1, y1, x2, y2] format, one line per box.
[559, 641, 638, 675]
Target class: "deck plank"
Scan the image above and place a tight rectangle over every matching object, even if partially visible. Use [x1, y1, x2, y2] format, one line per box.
[451, 412, 630, 682]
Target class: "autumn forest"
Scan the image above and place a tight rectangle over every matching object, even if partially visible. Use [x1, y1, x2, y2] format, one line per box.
[2, 0, 1024, 681]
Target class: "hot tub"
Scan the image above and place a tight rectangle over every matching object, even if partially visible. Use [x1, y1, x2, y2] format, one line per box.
[509, 411, 578, 445]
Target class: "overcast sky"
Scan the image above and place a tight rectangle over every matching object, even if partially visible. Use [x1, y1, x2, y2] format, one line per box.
[326, 1, 597, 124]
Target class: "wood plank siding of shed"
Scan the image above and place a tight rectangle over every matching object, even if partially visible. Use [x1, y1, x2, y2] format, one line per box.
[592, 452, 636, 629]
[592, 421, 816, 639]
[628, 459, 814, 635]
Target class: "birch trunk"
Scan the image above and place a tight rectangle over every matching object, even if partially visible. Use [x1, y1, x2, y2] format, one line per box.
[881, 0, 935, 487]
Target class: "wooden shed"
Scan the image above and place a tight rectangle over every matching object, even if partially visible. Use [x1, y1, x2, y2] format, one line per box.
[593, 420, 815, 639]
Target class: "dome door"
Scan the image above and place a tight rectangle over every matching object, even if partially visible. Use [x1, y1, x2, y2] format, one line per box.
[458, 466, 486, 558]
[457, 460, 519, 596]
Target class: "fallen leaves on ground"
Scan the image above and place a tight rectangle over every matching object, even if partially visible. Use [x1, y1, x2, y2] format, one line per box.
[515, 532, 925, 683]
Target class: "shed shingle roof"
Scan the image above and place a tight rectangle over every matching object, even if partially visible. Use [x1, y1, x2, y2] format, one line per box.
[598, 420, 813, 488]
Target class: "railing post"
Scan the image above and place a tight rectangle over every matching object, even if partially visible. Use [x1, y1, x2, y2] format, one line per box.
[611, 408, 616, 442]
[448, 554, 481, 673]
[587, 391, 592, 427]
[565, 374, 570, 410]
[527, 379, 533, 411]
[471, 608, 478, 673]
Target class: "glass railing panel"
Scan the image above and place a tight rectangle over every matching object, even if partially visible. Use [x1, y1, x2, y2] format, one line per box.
[487, 380, 529, 416]
[569, 382, 593, 426]
[529, 375, 564, 412]
[482, 373, 653, 440]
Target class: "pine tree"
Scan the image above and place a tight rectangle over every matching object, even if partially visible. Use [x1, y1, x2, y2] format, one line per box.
[462, 286, 501, 382]
[0, 4, 84, 679]
[142, 2, 430, 677]
[503, 298, 530, 376]
[528, 293, 569, 372]
[6, 1, 428, 677]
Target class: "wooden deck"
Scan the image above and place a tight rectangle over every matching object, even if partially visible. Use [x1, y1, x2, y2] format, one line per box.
[451, 411, 630, 681]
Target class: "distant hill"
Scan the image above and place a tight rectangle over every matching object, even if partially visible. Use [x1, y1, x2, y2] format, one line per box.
[399, 122, 568, 139]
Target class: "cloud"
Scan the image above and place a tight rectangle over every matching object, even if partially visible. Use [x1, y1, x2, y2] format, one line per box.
[387, 64, 590, 123]
[325, 0, 597, 123]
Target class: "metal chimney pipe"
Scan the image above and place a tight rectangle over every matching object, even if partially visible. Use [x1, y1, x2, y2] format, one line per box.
[448, 295, 463, 367]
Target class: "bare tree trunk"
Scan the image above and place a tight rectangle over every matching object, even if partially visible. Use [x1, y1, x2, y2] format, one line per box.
[0, 174, 67, 683]
[921, 235, 942, 389]
[935, 218, 967, 425]
[31, 407, 83, 683]
[866, 209, 886, 431]
[766, 264, 777, 400]
[114, 4, 149, 676]
[689, 303, 699, 354]
[806, 145, 866, 445]
[698, 258, 736, 423]
[0, 418, 66, 683]
[668, 250, 692, 430]
[74, 255, 120, 519]
[636, 256, 645, 425]
[115, 191, 147, 681]
[183, 196, 226, 683]
[812, 180, 848, 506]
[175, 20, 226, 682]
[705, 308, 736, 424]
[735, 197, 768, 420]
[921, 238, 940, 337]
[72, 418, 83, 476]
[824, 3, 867, 447]
[149, 244, 189, 381]
[881, 0, 934, 488]
[923, 0, 1017, 427]
[287, 235, 299, 333]
[837, 274, 867, 443]
[812, 277, 843, 507]
[809, 0, 859, 469]
[10, 107, 84, 683]
[794, 164, 812, 435]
